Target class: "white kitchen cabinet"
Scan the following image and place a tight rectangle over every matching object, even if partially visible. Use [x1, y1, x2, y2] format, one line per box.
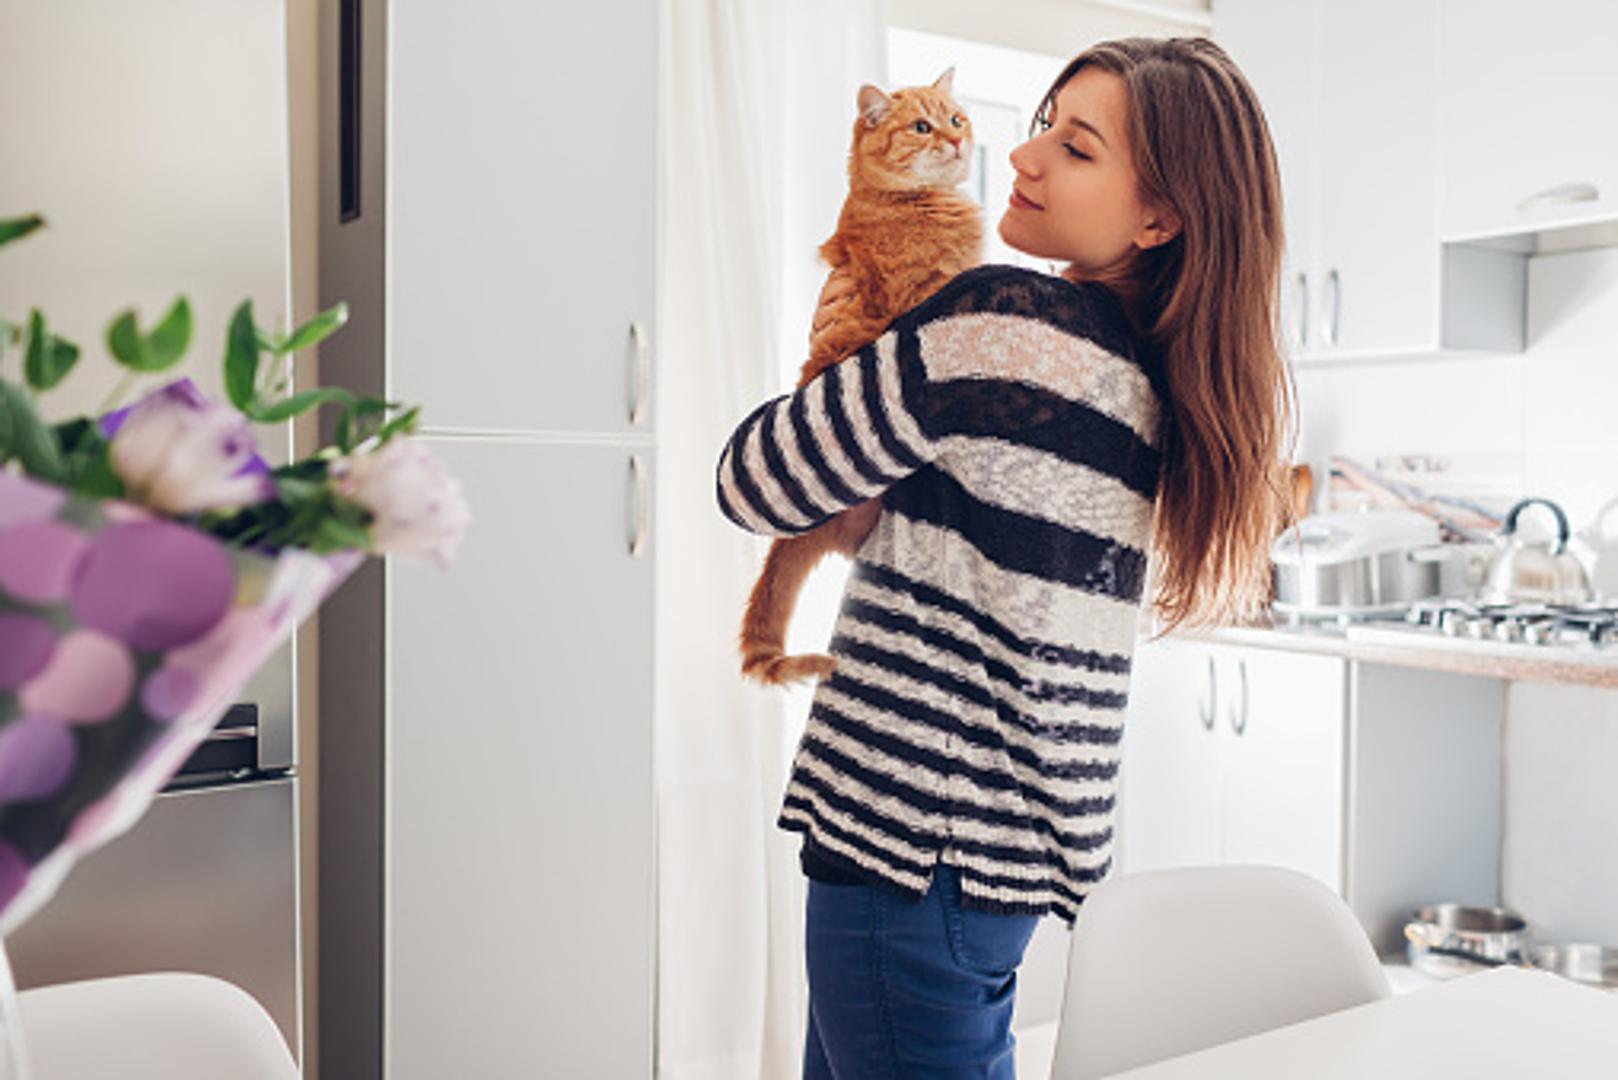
[1119, 638, 1344, 892]
[1214, 0, 1521, 359]
[1115, 637, 1223, 870]
[1120, 634, 1506, 955]
[1219, 647, 1346, 889]
[1211, 0, 1316, 357]
[386, 439, 654, 1079]
[388, 0, 657, 436]
[1439, 0, 1618, 245]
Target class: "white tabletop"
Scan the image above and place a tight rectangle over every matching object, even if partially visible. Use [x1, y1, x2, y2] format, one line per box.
[1105, 966, 1618, 1079]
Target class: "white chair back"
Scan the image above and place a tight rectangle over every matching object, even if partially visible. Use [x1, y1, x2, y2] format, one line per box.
[1051, 864, 1390, 1079]
[18, 972, 296, 1080]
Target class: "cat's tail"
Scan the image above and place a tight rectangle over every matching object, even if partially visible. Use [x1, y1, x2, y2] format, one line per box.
[738, 531, 840, 687]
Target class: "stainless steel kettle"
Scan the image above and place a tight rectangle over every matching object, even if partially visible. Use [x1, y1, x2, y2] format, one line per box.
[1483, 497, 1592, 605]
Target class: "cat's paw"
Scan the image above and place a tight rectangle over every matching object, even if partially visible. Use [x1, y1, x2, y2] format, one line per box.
[742, 649, 837, 687]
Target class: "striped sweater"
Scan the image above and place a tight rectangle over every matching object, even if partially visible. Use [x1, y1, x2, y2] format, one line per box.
[715, 264, 1166, 924]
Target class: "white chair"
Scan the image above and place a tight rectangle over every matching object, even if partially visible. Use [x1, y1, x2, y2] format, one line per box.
[1050, 864, 1390, 1079]
[15, 972, 297, 1080]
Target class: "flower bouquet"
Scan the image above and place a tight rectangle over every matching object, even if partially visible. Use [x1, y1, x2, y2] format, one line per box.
[0, 212, 467, 1072]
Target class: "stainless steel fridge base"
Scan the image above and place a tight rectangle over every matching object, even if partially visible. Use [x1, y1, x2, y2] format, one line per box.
[5, 778, 301, 1062]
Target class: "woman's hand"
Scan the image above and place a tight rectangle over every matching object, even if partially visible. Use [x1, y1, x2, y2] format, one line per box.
[833, 496, 883, 557]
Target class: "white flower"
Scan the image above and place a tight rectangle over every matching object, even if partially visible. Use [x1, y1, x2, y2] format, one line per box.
[109, 387, 272, 515]
[332, 437, 469, 567]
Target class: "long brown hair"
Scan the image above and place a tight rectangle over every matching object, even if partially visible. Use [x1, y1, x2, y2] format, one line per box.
[1035, 36, 1297, 634]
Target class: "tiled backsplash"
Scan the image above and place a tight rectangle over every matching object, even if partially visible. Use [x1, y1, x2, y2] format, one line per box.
[1295, 243, 1618, 946]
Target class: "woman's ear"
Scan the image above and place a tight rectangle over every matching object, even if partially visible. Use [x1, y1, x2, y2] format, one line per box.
[857, 84, 893, 127]
[1135, 203, 1182, 250]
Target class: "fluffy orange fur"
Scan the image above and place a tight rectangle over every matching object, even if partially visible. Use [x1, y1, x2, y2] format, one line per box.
[739, 69, 984, 686]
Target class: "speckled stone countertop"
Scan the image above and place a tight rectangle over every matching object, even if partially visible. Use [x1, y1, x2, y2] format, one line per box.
[1173, 616, 1618, 690]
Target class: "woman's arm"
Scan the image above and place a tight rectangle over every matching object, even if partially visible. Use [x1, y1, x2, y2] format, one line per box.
[714, 325, 938, 537]
[714, 263, 1151, 538]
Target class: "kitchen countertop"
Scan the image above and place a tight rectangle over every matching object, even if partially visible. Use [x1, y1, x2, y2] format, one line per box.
[1170, 615, 1618, 690]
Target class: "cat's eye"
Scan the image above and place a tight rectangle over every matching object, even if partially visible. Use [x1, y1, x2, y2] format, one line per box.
[950, 115, 963, 128]
[913, 119, 933, 134]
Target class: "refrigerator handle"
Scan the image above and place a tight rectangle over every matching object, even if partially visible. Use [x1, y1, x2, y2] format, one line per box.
[339, 0, 362, 223]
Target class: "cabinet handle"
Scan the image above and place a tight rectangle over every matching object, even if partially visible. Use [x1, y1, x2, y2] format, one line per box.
[627, 453, 650, 558]
[628, 322, 651, 426]
[1229, 659, 1249, 736]
[1197, 657, 1217, 731]
[1320, 268, 1341, 348]
[1516, 181, 1599, 214]
[1294, 270, 1309, 350]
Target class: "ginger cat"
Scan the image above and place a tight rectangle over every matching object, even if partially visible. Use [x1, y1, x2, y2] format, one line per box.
[740, 68, 984, 686]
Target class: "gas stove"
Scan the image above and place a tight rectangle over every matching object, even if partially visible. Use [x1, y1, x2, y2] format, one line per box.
[1391, 598, 1618, 648]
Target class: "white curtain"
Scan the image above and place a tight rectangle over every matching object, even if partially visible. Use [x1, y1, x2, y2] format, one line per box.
[654, 2, 886, 1078]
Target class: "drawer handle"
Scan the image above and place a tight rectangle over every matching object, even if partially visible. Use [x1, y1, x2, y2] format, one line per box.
[1294, 270, 1309, 350]
[629, 322, 651, 426]
[627, 453, 650, 558]
[1197, 657, 1217, 732]
[1320, 268, 1341, 349]
[1229, 659, 1249, 736]
[1516, 181, 1599, 214]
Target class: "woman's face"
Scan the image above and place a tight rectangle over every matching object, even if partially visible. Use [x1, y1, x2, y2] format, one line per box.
[998, 66, 1178, 273]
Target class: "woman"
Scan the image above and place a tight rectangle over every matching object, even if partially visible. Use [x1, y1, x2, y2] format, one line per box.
[715, 36, 1295, 1078]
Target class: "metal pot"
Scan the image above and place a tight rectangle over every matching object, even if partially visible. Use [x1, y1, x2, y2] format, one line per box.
[1483, 497, 1593, 605]
[1529, 943, 1618, 991]
[1404, 902, 1530, 978]
[1271, 510, 1448, 618]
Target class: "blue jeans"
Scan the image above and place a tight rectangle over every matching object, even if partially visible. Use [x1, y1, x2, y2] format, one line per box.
[803, 863, 1042, 1079]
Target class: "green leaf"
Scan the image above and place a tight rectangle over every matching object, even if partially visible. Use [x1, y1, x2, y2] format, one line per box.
[106, 310, 142, 368]
[145, 296, 192, 369]
[224, 300, 260, 411]
[70, 445, 125, 498]
[281, 302, 349, 354]
[374, 405, 420, 445]
[0, 215, 44, 249]
[24, 310, 80, 391]
[104, 297, 192, 372]
[0, 384, 13, 458]
[310, 515, 373, 553]
[248, 386, 356, 424]
[0, 380, 63, 480]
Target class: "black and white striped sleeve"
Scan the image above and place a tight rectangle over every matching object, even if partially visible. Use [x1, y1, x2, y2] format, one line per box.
[715, 328, 942, 537]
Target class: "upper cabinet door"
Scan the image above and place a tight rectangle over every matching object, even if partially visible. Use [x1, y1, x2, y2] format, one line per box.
[389, 1, 657, 436]
[1441, 0, 1618, 241]
[1313, 0, 1441, 355]
[1214, 0, 1318, 359]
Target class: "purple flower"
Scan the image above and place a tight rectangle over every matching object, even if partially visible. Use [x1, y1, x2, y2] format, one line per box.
[108, 383, 274, 515]
[332, 438, 470, 567]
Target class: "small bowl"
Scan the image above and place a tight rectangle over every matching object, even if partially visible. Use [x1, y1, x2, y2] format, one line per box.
[1529, 943, 1618, 991]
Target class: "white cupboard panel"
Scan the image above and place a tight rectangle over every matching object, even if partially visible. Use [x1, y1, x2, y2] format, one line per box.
[1118, 638, 1223, 872]
[387, 439, 654, 1078]
[1213, 0, 1318, 357]
[389, 1, 657, 435]
[1219, 649, 1346, 894]
[1313, 0, 1440, 355]
[1440, 0, 1618, 241]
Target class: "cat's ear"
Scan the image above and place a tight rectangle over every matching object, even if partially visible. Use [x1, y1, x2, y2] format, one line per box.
[932, 67, 956, 97]
[857, 84, 893, 127]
